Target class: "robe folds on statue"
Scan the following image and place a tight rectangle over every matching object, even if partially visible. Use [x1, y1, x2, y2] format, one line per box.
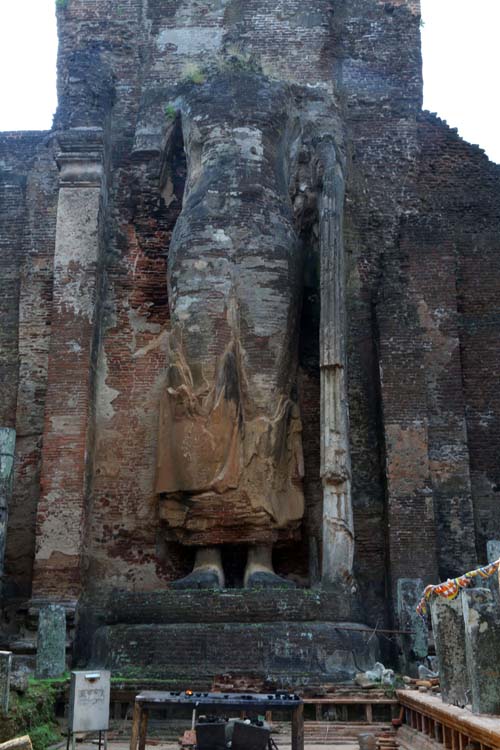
[156, 335, 305, 545]
[155, 74, 305, 547]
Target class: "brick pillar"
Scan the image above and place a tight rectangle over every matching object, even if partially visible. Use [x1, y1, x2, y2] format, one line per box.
[32, 128, 105, 601]
[405, 229, 477, 579]
[377, 285, 440, 600]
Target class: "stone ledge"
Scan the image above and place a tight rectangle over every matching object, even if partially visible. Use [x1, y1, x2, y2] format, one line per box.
[79, 587, 358, 626]
[89, 621, 379, 684]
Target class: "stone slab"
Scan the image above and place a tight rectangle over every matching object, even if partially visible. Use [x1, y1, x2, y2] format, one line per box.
[486, 540, 500, 564]
[36, 605, 66, 678]
[0, 428, 16, 578]
[80, 587, 357, 626]
[483, 540, 500, 597]
[462, 588, 500, 715]
[430, 595, 467, 707]
[0, 651, 12, 713]
[91, 621, 379, 684]
[397, 578, 428, 675]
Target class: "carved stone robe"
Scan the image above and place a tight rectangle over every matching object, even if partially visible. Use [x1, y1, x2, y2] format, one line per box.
[156, 74, 305, 546]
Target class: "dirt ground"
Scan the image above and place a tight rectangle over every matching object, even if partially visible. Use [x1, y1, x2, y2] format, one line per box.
[74, 741, 358, 750]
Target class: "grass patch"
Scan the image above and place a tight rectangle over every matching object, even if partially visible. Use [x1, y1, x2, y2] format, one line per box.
[0, 679, 65, 750]
[183, 63, 206, 85]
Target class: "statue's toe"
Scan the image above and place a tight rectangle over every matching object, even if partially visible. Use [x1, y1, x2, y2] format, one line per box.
[170, 568, 223, 590]
[245, 571, 296, 589]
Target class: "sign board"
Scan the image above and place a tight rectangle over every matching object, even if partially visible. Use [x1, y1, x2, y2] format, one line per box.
[69, 670, 111, 732]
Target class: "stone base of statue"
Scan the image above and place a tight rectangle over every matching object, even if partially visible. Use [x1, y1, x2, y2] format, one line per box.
[75, 588, 378, 685]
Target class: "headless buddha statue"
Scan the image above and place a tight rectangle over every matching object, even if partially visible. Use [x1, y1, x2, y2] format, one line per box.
[156, 73, 305, 588]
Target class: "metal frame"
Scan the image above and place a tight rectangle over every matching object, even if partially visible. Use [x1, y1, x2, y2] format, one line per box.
[129, 691, 304, 750]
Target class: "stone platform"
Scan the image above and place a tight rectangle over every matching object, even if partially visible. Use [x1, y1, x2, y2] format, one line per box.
[76, 589, 377, 685]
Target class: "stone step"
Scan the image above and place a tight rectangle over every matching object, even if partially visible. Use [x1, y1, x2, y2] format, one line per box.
[90, 621, 379, 684]
[79, 589, 359, 627]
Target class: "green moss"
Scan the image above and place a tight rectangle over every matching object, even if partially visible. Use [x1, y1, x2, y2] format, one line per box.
[165, 104, 177, 121]
[216, 50, 262, 74]
[183, 63, 206, 85]
[0, 680, 65, 750]
[55, 0, 69, 9]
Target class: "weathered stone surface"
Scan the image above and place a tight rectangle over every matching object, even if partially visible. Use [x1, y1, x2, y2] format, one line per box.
[482, 540, 500, 596]
[463, 588, 500, 715]
[0, 652, 12, 713]
[36, 605, 66, 679]
[486, 540, 500, 563]
[156, 74, 308, 547]
[92, 621, 379, 683]
[318, 143, 354, 588]
[75, 588, 364, 668]
[430, 595, 467, 707]
[79, 588, 358, 627]
[32, 130, 105, 600]
[0, 429, 15, 583]
[397, 579, 428, 675]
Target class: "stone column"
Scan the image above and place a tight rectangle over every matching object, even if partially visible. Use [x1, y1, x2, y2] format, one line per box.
[463, 587, 500, 715]
[0, 651, 12, 713]
[430, 595, 468, 707]
[317, 143, 354, 588]
[36, 605, 66, 679]
[486, 540, 500, 564]
[397, 578, 428, 676]
[484, 540, 500, 596]
[32, 128, 106, 601]
[0, 428, 16, 586]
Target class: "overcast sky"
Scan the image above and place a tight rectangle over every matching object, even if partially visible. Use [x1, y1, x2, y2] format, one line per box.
[0, 0, 499, 164]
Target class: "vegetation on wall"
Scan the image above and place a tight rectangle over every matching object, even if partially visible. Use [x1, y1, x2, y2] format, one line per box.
[0, 679, 65, 750]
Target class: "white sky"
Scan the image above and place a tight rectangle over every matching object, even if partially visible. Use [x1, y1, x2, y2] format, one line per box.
[421, 0, 500, 163]
[0, 0, 499, 163]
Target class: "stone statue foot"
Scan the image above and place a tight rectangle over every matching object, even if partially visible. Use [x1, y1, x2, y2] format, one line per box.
[243, 544, 295, 588]
[170, 547, 225, 590]
[245, 570, 296, 589]
[170, 568, 223, 590]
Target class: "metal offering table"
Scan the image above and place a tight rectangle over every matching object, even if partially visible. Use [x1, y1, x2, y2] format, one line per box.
[129, 690, 304, 750]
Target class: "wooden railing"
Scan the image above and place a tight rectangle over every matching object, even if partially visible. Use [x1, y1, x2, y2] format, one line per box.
[303, 695, 398, 724]
[397, 689, 500, 750]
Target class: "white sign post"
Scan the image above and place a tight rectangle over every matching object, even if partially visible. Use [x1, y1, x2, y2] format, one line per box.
[68, 671, 111, 750]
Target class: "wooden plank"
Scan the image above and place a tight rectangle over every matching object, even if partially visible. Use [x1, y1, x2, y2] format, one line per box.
[138, 708, 149, 750]
[435, 723, 443, 744]
[303, 697, 397, 705]
[291, 703, 304, 750]
[365, 704, 373, 723]
[129, 702, 141, 750]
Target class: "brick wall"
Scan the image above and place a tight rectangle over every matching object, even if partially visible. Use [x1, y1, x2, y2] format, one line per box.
[0, 133, 58, 600]
[417, 114, 500, 565]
